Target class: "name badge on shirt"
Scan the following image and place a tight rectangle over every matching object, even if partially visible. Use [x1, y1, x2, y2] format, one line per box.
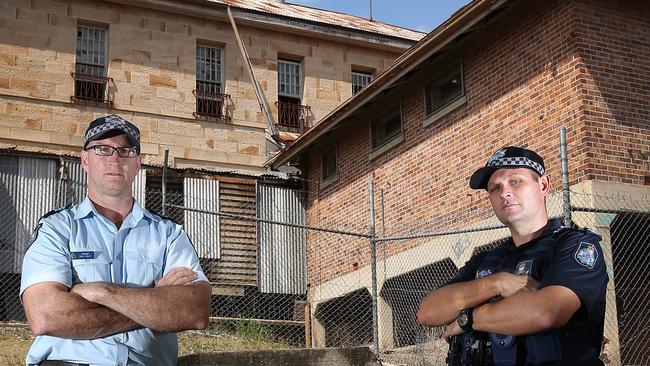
[71, 251, 95, 260]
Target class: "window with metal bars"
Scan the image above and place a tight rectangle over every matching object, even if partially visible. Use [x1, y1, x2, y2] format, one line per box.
[352, 71, 372, 95]
[277, 59, 309, 130]
[278, 59, 301, 98]
[195, 45, 227, 119]
[73, 24, 110, 104]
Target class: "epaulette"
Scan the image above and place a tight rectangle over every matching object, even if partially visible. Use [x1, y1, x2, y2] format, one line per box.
[147, 209, 180, 225]
[553, 224, 602, 240]
[40, 204, 73, 221]
[576, 226, 603, 240]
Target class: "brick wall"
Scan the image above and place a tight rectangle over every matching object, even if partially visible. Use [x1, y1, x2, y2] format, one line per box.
[304, 0, 650, 285]
[572, 0, 650, 184]
[0, 0, 403, 169]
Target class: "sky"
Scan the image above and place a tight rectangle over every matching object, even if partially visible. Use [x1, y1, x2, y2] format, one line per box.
[288, 0, 472, 33]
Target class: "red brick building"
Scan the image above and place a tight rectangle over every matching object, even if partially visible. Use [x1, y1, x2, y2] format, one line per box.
[269, 0, 650, 361]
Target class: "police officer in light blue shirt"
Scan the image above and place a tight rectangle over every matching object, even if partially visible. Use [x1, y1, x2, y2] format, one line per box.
[20, 115, 212, 366]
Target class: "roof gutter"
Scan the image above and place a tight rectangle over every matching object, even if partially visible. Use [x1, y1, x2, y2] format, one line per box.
[267, 0, 509, 169]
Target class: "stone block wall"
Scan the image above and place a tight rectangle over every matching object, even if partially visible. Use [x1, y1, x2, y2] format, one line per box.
[0, 0, 404, 170]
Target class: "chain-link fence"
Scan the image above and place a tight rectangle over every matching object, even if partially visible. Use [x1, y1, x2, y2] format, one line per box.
[0, 152, 649, 366]
[364, 189, 650, 366]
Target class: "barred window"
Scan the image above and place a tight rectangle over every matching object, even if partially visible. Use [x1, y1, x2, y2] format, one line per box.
[196, 45, 223, 93]
[278, 59, 301, 98]
[76, 25, 107, 76]
[352, 71, 372, 95]
[74, 24, 109, 103]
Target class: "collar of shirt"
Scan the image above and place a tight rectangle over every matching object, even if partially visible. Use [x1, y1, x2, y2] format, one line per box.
[73, 196, 159, 230]
[504, 218, 563, 251]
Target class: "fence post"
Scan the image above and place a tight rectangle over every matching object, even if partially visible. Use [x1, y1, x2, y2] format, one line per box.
[368, 179, 379, 359]
[162, 147, 169, 215]
[559, 128, 572, 226]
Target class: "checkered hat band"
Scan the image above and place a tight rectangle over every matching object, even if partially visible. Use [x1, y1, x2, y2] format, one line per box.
[85, 120, 140, 142]
[487, 156, 544, 175]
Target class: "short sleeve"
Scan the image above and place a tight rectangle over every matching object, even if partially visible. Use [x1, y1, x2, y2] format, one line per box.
[20, 217, 73, 298]
[164, 224, 209, 283]
[539, 231, 608, 315]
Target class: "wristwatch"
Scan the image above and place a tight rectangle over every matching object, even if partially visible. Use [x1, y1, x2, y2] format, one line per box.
[457, 308, 474, 332]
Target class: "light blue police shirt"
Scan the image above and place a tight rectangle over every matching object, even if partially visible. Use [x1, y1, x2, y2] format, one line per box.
[20, 197, 209, 366]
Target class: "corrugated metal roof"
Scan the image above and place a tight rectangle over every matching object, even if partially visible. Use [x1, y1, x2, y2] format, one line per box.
[212, 0, 426, 41]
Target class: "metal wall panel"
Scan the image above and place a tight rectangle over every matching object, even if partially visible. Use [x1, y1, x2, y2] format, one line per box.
[60, 158, 87, 206]
[257, 184, 307, 295]
[133, 169, 146, 206]
[0, 156, 20, 273]
[214, 179, 257, 285]
[0, 156, 58, 273]
[184, 177, 220, 259]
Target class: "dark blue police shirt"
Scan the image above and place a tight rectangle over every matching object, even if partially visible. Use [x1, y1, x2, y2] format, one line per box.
[447, 219, 608, 365]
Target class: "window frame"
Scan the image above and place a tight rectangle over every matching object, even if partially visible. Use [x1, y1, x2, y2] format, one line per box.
[422, 61, 466, 127]
[196, 44, 224, 94]
[321, 145, 338, 184]
[75, 23, 108, 77]
[73, 23, 111, 105]
[277, 59, 302, 99]
[351, 70, 373, 95]
[369, 101, 404, 158]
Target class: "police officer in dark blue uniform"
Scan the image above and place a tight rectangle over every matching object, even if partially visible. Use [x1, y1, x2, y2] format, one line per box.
[417, 146, 608, 365]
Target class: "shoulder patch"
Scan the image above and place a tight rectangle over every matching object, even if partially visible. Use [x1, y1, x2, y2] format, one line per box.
[574, 242, 598, 269]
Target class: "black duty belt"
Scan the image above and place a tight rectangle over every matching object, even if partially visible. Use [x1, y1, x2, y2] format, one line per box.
[40, 361, 90, 366]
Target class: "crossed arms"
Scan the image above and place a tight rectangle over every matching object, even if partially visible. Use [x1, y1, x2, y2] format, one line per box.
[22, 268, 211, 339]
[416, 272, 581, 337]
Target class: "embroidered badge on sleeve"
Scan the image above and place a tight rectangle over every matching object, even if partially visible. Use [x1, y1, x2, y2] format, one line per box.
[574, 242, 598, 269]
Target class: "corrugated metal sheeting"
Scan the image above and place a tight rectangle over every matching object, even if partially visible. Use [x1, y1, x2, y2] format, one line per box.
[133, 169, 146, 206]
[183, 177, 220, 259]
[0, 155, 58, 273]
[257, 183, 306, 295]
[60, 158, 88, 206]
[205, 178, 258, 286]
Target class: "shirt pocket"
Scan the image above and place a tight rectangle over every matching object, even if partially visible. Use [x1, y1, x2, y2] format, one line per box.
[124, 247, 165, 287]
[71, 250, 112, 284]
